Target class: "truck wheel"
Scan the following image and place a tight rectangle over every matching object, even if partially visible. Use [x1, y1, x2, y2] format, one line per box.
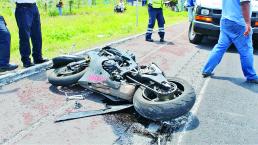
[253, 39, 258, 48]
[188, 22, 203, 44]
[133, 77, 196, 121]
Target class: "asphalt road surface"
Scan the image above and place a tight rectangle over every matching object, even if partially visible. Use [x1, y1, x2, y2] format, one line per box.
[0, 22, 257, 145]
[170, 38, 258, 145]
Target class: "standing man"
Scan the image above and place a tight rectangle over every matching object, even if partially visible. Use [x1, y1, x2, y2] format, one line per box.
[15, 0, 48, 68]
[185, 0, 195, 22]
[202, 0, 258, 84]
[56, 0, 64, 16]
[142, 0, 147, 6]
[145, 0, 165, 42]
[0, 16, 18, 72]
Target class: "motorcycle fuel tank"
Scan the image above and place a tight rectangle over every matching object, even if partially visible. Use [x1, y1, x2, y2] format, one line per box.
[78, 50, 136, 102]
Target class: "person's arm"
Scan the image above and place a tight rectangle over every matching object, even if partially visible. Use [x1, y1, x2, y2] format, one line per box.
[241, 0, 251, 36]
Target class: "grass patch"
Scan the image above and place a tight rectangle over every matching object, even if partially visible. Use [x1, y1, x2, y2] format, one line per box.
[0, 4, 187, 64]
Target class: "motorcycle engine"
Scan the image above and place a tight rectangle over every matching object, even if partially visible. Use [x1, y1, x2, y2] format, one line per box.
[103, 60, 122, 81]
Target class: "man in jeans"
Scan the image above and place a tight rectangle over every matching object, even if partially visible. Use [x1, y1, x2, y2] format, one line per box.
[0, 16, 18, 72]
[185, 0, 196, 22]
[202, 0, 258, 84]
[15, 0, 48, 68]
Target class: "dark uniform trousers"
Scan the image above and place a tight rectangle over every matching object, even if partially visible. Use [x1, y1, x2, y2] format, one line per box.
[15, 3, 42, 64]
[146, 5, 165, 40]
[0, 16, 11, 66]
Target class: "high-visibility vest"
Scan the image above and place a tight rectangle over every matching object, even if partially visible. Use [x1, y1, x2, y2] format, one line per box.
[148, 0, 163, 8]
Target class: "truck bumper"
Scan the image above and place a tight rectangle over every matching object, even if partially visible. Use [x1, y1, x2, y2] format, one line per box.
[193, 20, 220, 37]
[193, 20, 258, 40]
[253, 27, 258, 40]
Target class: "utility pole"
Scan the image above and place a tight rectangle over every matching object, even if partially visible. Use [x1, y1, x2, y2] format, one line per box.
[136, 0, 139, 26]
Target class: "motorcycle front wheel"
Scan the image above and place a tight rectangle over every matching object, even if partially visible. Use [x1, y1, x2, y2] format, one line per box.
[133, 77, 196, 121]
[48, 66, 87, 86]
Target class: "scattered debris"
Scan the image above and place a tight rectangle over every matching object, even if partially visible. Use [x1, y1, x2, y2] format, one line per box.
[147, 122, 161, 134]
[74, 101, 82, 109]
[66, 95, 85, 101]
[55, 104, 133, 122]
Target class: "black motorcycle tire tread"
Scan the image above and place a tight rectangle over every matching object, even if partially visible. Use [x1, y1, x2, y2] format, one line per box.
[133, 77, 196, 121]
[48, 67, 87, 86]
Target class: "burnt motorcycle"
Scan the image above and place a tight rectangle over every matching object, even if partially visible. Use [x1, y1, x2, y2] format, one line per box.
[48, 46, 196, 121]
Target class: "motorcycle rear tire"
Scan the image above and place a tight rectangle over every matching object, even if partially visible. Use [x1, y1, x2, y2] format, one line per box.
[133, 77, 196, 121]
[48, 67, 87, 86]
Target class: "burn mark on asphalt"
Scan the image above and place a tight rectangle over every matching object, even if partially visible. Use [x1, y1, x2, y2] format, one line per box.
[108, 111, 196, 145]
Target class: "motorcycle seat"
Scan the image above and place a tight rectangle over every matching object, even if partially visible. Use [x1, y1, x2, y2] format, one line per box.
[52, 55, 86, 68]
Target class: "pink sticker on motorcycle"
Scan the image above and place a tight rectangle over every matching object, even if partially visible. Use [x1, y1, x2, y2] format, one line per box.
[87, 74, 107, 83]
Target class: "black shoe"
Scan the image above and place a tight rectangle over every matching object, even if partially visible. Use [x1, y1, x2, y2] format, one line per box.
[0, 64, 18, 72]
[34, 58, 49, 64]
[202, 72, 214, 78]
[160, 39, 165, 42]
[23, 62, 35, 68]
[146, 38, 154, 42]
[247, 79, 258, 84]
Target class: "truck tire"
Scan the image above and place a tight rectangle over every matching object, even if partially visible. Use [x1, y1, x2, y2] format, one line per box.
[188, 22, 203, 44]
[133, 77, 196, 121]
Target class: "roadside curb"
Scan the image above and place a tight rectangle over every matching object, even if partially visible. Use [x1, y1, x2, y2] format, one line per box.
[0, 32, 145, 87]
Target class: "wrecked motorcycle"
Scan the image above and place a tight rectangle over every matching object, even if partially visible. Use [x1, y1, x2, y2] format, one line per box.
[48, 46, 196, 121]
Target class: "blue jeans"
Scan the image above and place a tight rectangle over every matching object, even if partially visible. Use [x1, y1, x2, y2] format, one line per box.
[203, 19, 258, 80]
[15, 4, 42, 64]
[142, 1, 147, 6]
[58, 7, 62, 16]
[187, 6, 194, 22]
[0, 16, 11, 66]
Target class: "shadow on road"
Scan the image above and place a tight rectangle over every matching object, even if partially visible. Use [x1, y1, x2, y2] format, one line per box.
[27, 72, 48, 82]
[211, 76, 258, 94]
[183, 114, 200, 131]
[171, 113, 199, 133]
[153, 41, 175, 45]
[0, 87, 20, 95]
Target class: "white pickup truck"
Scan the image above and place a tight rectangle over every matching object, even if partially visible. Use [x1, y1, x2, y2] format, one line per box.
[188, 0, 258, 44]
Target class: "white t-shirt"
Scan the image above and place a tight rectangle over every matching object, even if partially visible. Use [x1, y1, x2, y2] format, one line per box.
[15, 0, 36, 3]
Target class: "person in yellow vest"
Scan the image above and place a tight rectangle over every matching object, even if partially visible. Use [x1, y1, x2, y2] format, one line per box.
[145, 0, 165, 42]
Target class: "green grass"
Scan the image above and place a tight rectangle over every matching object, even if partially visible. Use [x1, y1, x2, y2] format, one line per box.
[0, 4, 187, 64]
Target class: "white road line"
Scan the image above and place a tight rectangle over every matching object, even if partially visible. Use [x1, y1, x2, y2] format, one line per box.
[176, 77, 211, 145]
